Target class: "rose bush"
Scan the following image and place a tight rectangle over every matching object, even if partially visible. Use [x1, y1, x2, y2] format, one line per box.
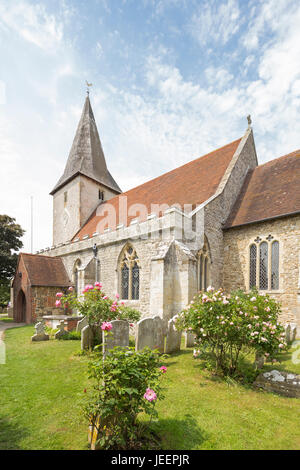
[85, 346, 167, 449]
[175, 287, 287, 376]
[56, 283, 141, 327]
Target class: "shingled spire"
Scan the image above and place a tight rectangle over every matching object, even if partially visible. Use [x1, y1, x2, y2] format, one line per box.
[50, 95, 121, 195]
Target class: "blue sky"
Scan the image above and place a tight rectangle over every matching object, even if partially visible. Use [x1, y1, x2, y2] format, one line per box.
[0, 0, 300, 252]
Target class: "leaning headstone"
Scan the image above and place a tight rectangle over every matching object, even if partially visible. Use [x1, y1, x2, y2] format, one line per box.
[105, 320, 129, 351]
[153, 316, 165, 353]
[31, 321, 49, 342]
[285, 324, 291, 342]
[81, 324, 93, 350]
[184, 331, 196, 348]
[165, 318, 182, 354]
[254, 352, 265, 369]
[290, 323, 298, 342]
[136, 317, 155, 351]
[76, 316, 88, 333]
[55, 320, 68, 339]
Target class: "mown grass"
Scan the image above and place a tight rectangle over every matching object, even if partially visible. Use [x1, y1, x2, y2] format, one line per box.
[0, 325, 299, 450]
[0, 316, 14, 323]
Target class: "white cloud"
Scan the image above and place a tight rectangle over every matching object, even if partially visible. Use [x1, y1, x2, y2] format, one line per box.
[0, 0, 300, 256]
[189, 0, 240, 46]
[0, 0, 63, 52]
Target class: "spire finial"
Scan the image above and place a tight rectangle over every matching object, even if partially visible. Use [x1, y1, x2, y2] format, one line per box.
[247, 114, 252, 128]
[86, 80, 93, 95]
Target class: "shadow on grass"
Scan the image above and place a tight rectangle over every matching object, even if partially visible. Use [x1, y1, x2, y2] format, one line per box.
[151, 414, 209, 450]
[0, 415, 29, 450]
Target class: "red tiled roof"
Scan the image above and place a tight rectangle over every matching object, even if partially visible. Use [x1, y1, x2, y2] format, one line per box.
[225, 149, 300, 228]
[19, 253, 71, 287]
[73, 138, 242, 240]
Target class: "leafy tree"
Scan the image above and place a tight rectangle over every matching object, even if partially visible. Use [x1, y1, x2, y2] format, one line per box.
[0, 215, 25, 307]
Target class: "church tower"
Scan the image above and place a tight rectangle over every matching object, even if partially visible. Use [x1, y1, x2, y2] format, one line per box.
[50, 95, 121, 245]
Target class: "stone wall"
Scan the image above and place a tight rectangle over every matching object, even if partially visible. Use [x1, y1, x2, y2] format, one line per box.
[203, 129, 258, 289]
[53, 175, 118, 246]
[223, 214, 300, 326]
[31, 286, 68, 322]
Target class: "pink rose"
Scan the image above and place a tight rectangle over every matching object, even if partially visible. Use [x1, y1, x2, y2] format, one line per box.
[101, 322, 112, 331]
[55, 300, 61, 307]
[159, 366, 167, 373]
[56, 292, 63, 298]
[143, 388, 157, 402]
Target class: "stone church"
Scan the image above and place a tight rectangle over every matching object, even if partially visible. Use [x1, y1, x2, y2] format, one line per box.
[13, 95, 300, 331]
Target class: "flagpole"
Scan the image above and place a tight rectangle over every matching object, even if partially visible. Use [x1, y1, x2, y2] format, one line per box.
[31, 196, 33, 253]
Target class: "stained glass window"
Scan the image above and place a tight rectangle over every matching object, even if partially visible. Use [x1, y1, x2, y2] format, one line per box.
[120, 245, 140, 300]
[249, 244, 257, 289]
[271, 241, 279, 290]
[259, 242, 268, 290]
[198, 242, 210, 291]
[121, 264, 129, 299]
[132, 262, 140, 300]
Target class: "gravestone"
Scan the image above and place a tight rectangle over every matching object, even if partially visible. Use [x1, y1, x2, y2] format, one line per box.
[153, 316, 165, 353]
[136, 317, 155, 351]
[184, 331, 196, 348]
[290, 323, 298, 342]
[105, 320, 129, 351]
[165, 317, 182, 354]
[31, 321, 49, 342]
[254, 352, 265, 369]
[285, 324, 291, 342]
[81, 325, 93, 350]
[77, 316, 88, 333]
[55, 320, 68, 339]
[254, 370, 300, 398]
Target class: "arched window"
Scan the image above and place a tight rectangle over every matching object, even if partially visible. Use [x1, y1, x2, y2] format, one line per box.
[249, 236, 279, 291]
[259, 242, 268, 290]
[271, 241, 279, 290]
[249, 244, 257, 289]
[198, 240, 210, 291]
[119, 245, 140, 300]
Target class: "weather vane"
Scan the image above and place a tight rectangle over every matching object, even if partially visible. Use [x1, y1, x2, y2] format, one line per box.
[86, 80, 93, 95]
[247, 114, 252, 127]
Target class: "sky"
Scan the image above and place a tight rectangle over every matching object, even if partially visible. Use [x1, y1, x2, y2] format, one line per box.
[0, 0, 300, 253]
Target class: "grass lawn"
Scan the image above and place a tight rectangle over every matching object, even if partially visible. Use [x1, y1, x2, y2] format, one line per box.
[0, 325, 299, 450]
[0, 316, 14, 323]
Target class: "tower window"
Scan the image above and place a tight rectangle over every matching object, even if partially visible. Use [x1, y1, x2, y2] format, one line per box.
[99, 190, 104, 201]
[64, 191, 68, 204]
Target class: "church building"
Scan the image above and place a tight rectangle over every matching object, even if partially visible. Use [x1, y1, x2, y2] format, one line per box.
[13, 95, 300, 331]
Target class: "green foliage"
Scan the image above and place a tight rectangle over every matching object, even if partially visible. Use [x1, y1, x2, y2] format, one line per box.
[85, 346, 167, 449]
[57, 284, 141, 327]
[176, 287, 286, 376]
[0, 280, 10, 308]
[0, 215, 25, 280]
[0, 326, 299, 450]
[59, 330, 81, 341]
